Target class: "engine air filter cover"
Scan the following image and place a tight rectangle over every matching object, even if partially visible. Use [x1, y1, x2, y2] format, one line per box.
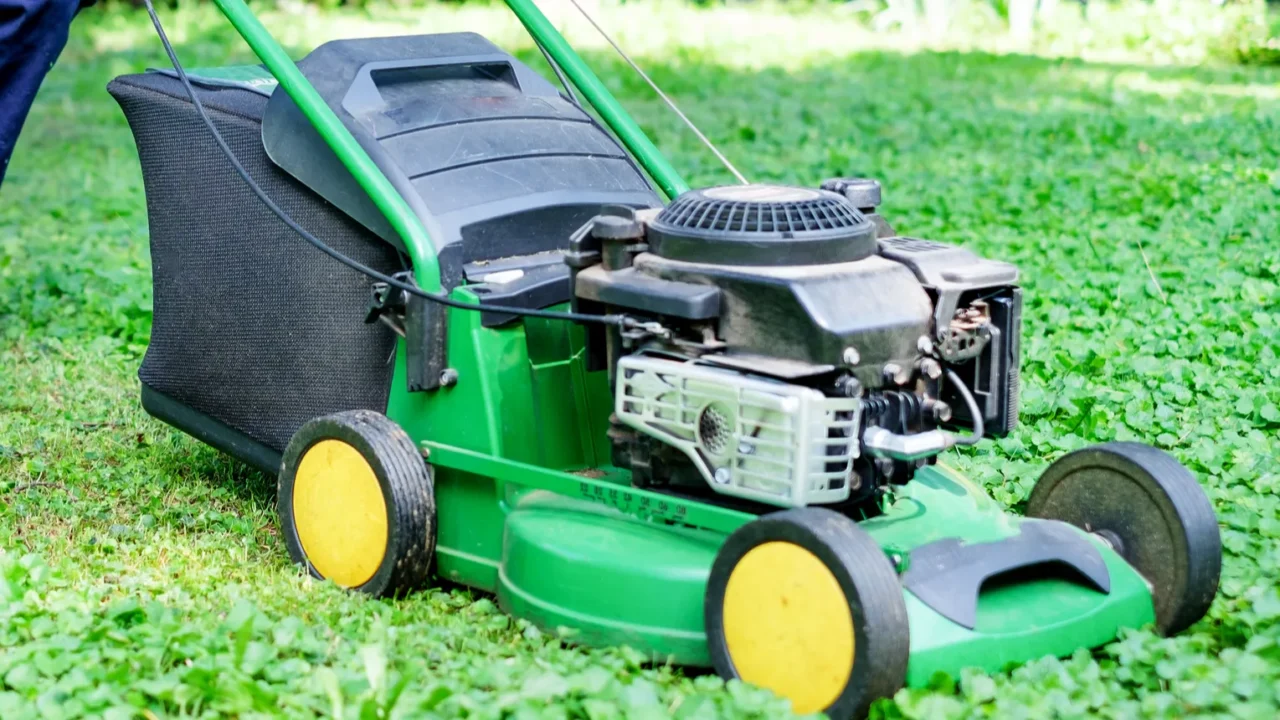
[647, 184, 878, 266]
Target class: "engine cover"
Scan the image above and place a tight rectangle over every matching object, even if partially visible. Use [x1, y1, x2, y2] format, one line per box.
[630, 252, 933, 384]
[572, 184, 932, 383]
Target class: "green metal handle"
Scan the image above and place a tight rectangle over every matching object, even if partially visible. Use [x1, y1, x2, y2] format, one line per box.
[211, 0, 443, 293]
[504, 0, 689, 200]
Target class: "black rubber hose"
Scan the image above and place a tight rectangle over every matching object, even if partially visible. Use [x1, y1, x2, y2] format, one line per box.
[944, 367, 985, 446]
[141, 0, 629, 329]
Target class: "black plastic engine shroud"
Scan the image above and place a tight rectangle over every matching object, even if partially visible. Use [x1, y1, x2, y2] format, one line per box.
[632, 252, 934, 384]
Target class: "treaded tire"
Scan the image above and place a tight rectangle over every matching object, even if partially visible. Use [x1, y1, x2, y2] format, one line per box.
[1026, 441, 1220, 635]
[704, 507, 909, 720]
[278, 409, 435, 598]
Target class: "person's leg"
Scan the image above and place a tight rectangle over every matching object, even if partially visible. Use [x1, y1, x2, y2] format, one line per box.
[0, 0, 83, 188]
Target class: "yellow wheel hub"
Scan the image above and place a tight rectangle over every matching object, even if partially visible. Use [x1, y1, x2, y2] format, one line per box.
[291, 439, 388, 588]
[721, 541, 855, 715]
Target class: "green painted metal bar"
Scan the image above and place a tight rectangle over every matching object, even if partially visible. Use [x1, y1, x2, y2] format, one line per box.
[504, 0, 690, 200]
[422, 441, 752, 534]
[210, 0, 443, 293]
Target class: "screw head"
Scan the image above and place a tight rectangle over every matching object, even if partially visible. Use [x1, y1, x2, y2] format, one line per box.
[921, 358, 943, 380]
[842, 346, 861, 366]
[835, 375, 863, 398]
[713, 467, 732, 485]
[883, 363, 910, 385]
[931, 400, 953, 423]
[439, 368, 459, 387]
[737, 441, 755, 456]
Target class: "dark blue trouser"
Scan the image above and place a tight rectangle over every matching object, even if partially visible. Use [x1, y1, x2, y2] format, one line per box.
[0, 0, 89, 188]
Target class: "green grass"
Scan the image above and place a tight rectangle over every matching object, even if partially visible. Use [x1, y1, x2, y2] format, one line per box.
[2, 1, 1279, 718]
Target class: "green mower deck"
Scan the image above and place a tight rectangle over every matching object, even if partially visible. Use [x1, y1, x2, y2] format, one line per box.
[389, 295, 1157, 685]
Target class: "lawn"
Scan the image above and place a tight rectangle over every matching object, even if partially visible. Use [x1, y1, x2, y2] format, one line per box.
[1, 1, 1279, 718]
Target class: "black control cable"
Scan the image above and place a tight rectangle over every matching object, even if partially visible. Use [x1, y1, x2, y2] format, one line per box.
[943, 367, 985, 446]
[533, 37, 580, 106]
[142, 0, 631, 329]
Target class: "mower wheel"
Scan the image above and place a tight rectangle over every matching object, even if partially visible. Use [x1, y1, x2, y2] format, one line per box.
[704, 507, 908, 720]
[278, 410, 436, 597]
[1026, 442, 1221, 636]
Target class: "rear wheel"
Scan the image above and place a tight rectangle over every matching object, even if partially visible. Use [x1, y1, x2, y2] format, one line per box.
[704, 508, 909, 720]
[1026, 442, 1221, 635]
[278, 410, 436, 597]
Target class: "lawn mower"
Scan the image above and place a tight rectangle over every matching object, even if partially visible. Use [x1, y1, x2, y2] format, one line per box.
[108, 0, 1223, 716]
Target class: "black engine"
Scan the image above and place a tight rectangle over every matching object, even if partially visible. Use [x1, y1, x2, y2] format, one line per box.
[567, 180, 1022, 512]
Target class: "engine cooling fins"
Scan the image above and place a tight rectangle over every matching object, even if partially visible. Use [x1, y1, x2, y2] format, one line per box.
[646, 184, 878, 266]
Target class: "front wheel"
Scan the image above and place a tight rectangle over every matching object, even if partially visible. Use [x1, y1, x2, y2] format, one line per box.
[1026, 442, 1221, 635]
[704, 507, 909, 720]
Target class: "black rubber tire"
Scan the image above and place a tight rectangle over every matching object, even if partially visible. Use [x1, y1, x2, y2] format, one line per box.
[704, 507, 909, 720]
[1025, 442, 1220, 636]
[278, 409, 436, 598]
